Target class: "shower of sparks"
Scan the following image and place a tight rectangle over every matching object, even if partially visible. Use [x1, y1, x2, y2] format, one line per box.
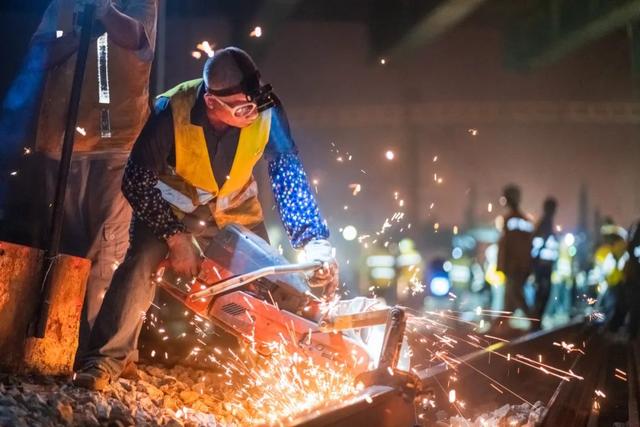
[205, 341, 360, 425]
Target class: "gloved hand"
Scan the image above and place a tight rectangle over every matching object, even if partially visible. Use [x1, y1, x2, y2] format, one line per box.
[166, 232, 203, 277]
[303, 239, 339, 298]
[77, 0, 112, 19]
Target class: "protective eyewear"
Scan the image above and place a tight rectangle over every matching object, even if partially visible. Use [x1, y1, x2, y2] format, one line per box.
[209, 94, 258, 118]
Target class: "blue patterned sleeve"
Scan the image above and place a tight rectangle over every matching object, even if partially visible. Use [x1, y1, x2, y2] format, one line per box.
[265, 104, 329, 248]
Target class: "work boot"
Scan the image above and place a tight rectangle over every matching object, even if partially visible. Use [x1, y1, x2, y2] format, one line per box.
[72, 365, 111, 391]
[120, 360, 139, 380]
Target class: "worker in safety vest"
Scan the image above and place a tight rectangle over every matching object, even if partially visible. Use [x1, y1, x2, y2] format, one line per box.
[73, 47, 338, 390]
[530, 197, 559, 325]
[497, 184, 533, 318]
[625, 219, 640, 339]
[595, 221, 628, 331]
[0, 0, 157, 361]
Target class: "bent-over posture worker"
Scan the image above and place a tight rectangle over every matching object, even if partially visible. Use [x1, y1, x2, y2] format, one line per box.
[74, 47, 337, 390]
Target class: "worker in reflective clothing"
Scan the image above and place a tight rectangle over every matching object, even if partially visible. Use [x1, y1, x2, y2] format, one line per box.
[363, 243, 397, 304]
[594, 221, 628, 331]
[625, 219, 640, 339]
[0, 0, 157, 362]
[497, 185, 533, 320]
[395, 238, 424, 309]
[73, 47, 338, 390]
[530, 197, 559, 326]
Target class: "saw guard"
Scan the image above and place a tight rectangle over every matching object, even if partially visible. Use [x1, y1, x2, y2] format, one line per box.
[209, 291, 374, 373]
[155, 224, 411, 378]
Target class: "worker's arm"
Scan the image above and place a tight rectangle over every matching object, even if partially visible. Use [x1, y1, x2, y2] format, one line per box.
[264, 104, 337, 297]
[123, 97, 186, 241]
[100, 4, 146, 50]
[90, 0, 157, 60]
[263, 105, 330, 249]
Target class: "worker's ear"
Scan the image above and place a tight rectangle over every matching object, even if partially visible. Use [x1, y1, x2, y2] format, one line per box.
[203, 93, 216, 110]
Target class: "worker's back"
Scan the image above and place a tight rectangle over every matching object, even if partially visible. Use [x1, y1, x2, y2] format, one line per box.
[498, 210, 534, 276]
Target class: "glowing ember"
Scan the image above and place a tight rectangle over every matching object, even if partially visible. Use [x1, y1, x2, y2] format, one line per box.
[250, 26, 263, 38]
[196, 41, 215, 58]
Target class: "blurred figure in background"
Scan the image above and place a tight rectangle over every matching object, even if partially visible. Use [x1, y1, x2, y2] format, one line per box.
[594, 219, 628, 333]
[531, 197, 559, 329]
[624, 219, 640, 340]
[395, 238, 425, 310]
[497, 184, 534, 330]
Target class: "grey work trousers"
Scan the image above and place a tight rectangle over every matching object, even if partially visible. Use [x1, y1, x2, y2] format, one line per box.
[0, 153, 131, 362]
[82, 214, 267, 377]
[42, 156, 132, 362]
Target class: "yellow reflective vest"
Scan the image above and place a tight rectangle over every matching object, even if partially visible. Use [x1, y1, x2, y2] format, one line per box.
[156, 79, 272, 229]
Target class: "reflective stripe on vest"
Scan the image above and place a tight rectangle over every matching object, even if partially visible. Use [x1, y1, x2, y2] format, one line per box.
[157, 78, 271, 212]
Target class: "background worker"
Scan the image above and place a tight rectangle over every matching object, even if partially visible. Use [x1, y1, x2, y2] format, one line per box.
[497, 184, 534, 329]
[531, 197, 559, 328]
[0, 0, 157, 361]
[625, 219, 640, 340]
[595, 220, 628, 333]
[74, 47, 338, 390]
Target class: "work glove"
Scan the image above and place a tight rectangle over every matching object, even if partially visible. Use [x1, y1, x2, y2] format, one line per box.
[166, 232, 203, 277]
[303, 239, 339, 299]
[77, 0, 112, 19]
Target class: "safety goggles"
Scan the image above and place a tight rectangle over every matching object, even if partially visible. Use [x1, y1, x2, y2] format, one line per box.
[208, 93, 258, 118]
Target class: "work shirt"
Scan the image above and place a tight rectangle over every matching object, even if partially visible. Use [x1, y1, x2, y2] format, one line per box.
[123, 84, 329, 248]
[19, 0, 156, 156]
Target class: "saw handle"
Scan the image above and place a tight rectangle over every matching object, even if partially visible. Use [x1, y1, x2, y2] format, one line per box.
[187, 261, 324, 301]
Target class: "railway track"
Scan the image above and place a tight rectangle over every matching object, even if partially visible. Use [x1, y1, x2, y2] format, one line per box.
[291, 320, 640, 427]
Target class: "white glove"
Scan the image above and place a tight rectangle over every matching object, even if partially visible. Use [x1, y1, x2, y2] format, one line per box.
[303, 239, 339, 298]
[77, 0, 112, 19]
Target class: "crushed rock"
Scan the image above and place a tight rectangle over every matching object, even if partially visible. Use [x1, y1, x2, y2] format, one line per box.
[446, 401, 547, 427]
[0, 364, 241, 426]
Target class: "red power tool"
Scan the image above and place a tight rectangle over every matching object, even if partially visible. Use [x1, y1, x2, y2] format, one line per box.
[154, 224, 404, 375]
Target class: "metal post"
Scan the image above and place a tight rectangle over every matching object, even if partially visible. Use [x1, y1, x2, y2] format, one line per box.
[154, 0, 167, 95]
[33, 4, 96, 338]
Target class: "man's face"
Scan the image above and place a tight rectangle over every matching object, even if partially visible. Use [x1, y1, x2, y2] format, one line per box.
[204, 92, 259, 128]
